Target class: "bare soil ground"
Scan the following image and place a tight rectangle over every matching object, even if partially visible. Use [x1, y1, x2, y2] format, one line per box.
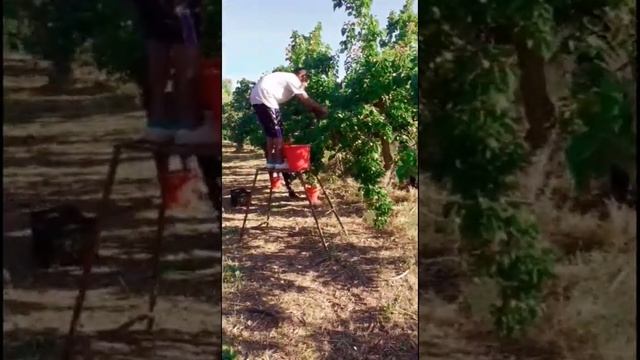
[221, 145, 418, 359]
[3, 55, 221, 359]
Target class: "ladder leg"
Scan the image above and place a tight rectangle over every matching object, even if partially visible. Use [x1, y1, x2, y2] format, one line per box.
[297, 173, 329, 252]
[147, 153, 169, 331]
[239, 168, 260, 241]
[265, 174, 274, 227]
[313, 174, 349, 239]
[63, 145, 122, 360]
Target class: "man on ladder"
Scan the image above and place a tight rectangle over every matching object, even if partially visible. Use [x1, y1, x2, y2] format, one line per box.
[249, 69, 328, 189]
[133, 0, 221, 212]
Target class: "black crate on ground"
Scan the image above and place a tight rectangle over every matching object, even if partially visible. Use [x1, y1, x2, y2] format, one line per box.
[30, 204, 97, 268]
[230, 188, 251, 208]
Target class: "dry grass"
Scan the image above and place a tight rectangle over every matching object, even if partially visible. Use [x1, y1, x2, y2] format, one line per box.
[532, 197, 636, 360]
[420, 134, 637, 360]
[537, 250, 636, 360]
[523, 138, 636, 360]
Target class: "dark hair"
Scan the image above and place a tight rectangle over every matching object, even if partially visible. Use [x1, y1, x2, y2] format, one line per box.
[294, 68, 309, 77]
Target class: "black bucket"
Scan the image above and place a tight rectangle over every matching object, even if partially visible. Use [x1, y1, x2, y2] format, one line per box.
[30, 204, 97, 268]
[230, 188, 251, 208]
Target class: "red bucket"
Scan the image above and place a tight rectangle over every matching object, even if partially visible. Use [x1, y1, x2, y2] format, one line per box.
[305, 185, 321, 205]
[161, 170, 199, 209]
[283, 144, 311, 172]
[270, 176, 282, 190]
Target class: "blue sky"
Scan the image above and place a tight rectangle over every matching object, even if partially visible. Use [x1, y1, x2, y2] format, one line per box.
[222, 0, 416, 86]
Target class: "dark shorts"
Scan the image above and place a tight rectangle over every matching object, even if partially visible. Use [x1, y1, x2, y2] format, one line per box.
[253, 104, 283, 139]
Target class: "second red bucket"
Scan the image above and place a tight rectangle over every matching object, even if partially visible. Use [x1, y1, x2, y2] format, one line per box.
[161, 170, 199, 209]
[283, 144, 311, 172]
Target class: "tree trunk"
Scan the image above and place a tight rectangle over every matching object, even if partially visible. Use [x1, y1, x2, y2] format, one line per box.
[373, 98, 395, 171]
[381, 138, 394, 171]
[48, 57, 72, 87]
[380, 138, 397, 188]
[514, 39, 556, 151]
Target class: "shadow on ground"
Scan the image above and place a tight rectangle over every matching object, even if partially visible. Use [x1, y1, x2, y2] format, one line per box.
[2, 327, 220, 360]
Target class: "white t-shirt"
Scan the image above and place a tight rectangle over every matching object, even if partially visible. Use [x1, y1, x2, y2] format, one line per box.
[250, 72, 308, 109]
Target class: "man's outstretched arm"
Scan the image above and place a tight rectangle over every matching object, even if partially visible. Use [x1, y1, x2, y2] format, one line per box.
[295, 93, 328, 119]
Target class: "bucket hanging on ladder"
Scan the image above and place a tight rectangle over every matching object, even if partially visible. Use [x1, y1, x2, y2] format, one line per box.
[305, 185, 321, 205]
[283, 144, 311, 172]
[161, 169, 201, 210]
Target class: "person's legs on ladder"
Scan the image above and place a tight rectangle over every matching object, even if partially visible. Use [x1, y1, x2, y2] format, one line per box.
[282, 172, 298, 198]
[174, 1, 215, 145]
[172, 43, 200, 130]
[255, 104, 285, 167]
[178, 3, 220, 214]
[272, 114, 287, 169]
[265, 137, 275, 164]
[253, 104, 286, 188]
[262, 141, 296, 197]
[174, 51, 220, 212]
[142, 40, 175, 142]
[272, 137, 284, 165]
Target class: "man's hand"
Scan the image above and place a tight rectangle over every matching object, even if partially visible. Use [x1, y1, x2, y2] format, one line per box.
[296, 94, 328, 119]
[314, 106, 328, 119]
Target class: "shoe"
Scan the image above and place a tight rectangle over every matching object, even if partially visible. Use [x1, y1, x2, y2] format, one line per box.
[141, 126, 176, 143]
[141, 119, 180, 143]
[273, 161, 289, 170]
[174, 121, 215, 145]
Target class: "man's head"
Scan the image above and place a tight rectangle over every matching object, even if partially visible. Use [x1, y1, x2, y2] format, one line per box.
[294, 68, 310, 88]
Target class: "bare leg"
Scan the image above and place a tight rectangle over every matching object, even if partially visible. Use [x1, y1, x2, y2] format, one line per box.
[273, 137, 284, 164]
[146, 41, 171, 124]
[172, 43, 200, 129]
[265, 138, 275, 179]
[266, 138, 275, 164]
[264, 137, 283, 164]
